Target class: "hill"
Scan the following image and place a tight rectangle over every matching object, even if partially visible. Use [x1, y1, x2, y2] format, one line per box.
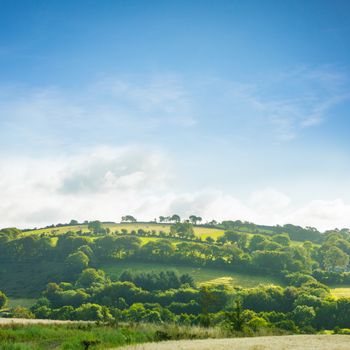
[1, 221, 350, 302]
[2, 219, 350, 336]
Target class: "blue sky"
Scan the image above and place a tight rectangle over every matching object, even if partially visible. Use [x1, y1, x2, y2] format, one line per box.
[0, 0, 350, 229]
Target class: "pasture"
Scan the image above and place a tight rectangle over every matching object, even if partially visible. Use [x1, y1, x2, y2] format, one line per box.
[330, 287, 350, 299]
[24, 223, 227, 240]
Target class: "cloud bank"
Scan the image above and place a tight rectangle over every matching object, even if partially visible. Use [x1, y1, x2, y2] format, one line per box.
[0, 145, 349, 231]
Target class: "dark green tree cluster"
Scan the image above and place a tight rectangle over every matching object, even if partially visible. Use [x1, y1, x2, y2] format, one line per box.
[21, 267, 350, 335]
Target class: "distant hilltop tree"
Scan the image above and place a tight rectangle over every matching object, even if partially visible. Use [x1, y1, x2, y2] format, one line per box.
[170, 214, 181, 223]
[189, 215, 202, 225]
[159, 215, 181, 223]
[69, 219, 78, 225]
[121, 215, 137, 223]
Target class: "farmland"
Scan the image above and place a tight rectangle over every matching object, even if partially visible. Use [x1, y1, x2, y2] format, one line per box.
[24, 223, 227, 240]
[330, 287, 350, 299]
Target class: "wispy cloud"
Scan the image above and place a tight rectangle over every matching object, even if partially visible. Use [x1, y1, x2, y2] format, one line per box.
[0, 75, 197, 151]
[228, 65, 350, 141]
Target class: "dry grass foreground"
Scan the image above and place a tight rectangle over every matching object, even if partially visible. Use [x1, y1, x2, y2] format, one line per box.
[119, 335, 350, 350]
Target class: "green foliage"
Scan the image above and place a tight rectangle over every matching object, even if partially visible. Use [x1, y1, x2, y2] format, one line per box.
[292, 305, 316, 327]
[66, 251, 89, 273]
[170, 222, 195, 240]
[224, 300, 245, 332]
[121, 215, 137, 223]
[87, 221, 104, 234]
[0, 290, 8, 309]
[5, 220, 350, 336]
[77, 269, 106, 288]
[272, 234, 291, 247]
[119, 269, 195, 291]
[9, 306, 35, 319]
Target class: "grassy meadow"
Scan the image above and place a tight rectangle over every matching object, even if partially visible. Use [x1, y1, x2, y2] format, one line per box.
[330, 287, 350, 299]
[0, 324, 156, 350]
[24, 223, 227, 240]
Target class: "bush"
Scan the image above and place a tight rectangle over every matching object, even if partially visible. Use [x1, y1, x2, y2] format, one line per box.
[10, 307, 35, 319]
[0, 291, 8, 309]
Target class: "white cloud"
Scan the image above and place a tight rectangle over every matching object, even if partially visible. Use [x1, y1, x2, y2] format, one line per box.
[0, 146, 349, 231]
[287, 199, 350, 230]
[250, 188, 291, 213]
[0, 145, 170, 228]
[0, 70, 349, 231]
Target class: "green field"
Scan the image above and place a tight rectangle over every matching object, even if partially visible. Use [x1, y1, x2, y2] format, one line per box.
[330, 287, 350, 299]
[24, 223, 227, 240]
[23, 222, 318, 247]
[102, 261, 284, 288]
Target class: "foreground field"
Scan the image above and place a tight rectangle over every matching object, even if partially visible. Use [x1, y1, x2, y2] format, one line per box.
[120, 335, 350, 350]
[102, 261, 284, 288]
[0, 323, 154, 349]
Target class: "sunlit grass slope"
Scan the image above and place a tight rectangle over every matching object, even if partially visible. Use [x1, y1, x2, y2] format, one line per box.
[24, 223, 226, 240]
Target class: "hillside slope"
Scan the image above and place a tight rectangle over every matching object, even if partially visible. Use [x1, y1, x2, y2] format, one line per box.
[119, 335, 350, 350]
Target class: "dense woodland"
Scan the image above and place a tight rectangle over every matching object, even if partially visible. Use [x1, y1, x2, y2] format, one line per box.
[2, 218, 350, 334]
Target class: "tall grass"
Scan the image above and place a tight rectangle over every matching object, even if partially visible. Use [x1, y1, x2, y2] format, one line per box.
[0, 323, 154, 350]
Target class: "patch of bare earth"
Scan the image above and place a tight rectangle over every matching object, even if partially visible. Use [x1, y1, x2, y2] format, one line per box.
[119, 335, 350, 350]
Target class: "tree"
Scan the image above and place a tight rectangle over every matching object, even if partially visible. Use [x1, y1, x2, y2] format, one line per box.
[170, 222, 195, 240]
[189, 215, 202, 225]
[69, 219, 78, 225]
[249, 235, 269, 251]
[77, 268, 106, 288]
[121, 215, 137, 223]
[10, 306, 34, 319]
[219, 231, 248, 250]
[66, 251, 89, 273]
[252, 250, 291, 272]
[75, 303, 112, 322]
[88, 221, 104, 234]
[189, 215, 198, 225]
[323, 246, 349, 271]
[0, 291, 7, 309]
[225, 300, 246, 332]
[170, 214, 181, 223]
[292, 305, 315, 327]
[199, 286, 216, 327]
[272, 234, 291, 247]
[114, 236, 141, 259]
